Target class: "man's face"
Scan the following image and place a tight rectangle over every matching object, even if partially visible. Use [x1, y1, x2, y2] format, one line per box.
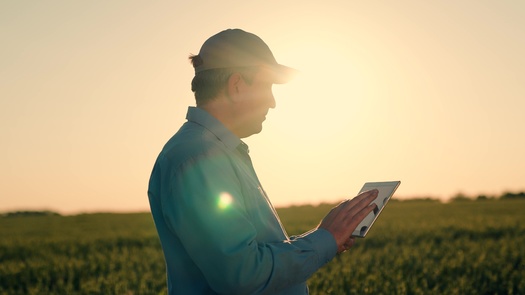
[233, 69, 276, 138]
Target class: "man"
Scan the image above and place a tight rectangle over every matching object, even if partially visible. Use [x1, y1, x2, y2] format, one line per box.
[148, 28, 378, 294]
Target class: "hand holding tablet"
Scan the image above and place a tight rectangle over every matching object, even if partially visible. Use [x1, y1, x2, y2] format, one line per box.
[319, 181, 400, 253]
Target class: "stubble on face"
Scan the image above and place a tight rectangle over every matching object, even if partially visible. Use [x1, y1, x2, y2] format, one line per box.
[234, 72, 275, 138]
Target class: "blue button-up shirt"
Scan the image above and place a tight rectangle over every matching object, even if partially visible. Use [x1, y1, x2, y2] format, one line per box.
[148, 107, 337, 294]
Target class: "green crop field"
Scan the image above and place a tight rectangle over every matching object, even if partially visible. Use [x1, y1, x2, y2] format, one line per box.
[1, 199, 524, 294]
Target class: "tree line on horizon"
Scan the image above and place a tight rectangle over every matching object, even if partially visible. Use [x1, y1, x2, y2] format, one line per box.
[449, 191, 525, 202]
[1, 191, 524, 217]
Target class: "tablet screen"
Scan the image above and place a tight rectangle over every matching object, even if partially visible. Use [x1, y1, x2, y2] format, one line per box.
[351, 181, 401, 238]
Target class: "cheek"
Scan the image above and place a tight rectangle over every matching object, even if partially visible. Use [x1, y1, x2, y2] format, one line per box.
[254, 88, 274, 107]
[245, 92, 266, 108]
[242, 82, 273, 110]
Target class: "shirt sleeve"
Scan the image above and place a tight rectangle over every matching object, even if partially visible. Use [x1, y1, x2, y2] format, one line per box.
[159, 151, 337, 294]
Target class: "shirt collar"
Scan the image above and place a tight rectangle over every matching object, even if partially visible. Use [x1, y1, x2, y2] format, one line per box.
[186, 106, 242, 151]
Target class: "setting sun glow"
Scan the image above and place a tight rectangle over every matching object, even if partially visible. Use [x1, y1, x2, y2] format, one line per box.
[1, 1, 524, 214]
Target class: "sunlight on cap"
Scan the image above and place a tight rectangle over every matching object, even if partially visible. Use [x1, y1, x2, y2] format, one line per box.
[218, 192, 233, 210]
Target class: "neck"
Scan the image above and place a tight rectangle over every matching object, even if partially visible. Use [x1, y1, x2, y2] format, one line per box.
[200, 97, 242, 137]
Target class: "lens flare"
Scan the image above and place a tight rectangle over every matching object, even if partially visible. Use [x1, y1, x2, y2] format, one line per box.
[218, 192, 233, 210]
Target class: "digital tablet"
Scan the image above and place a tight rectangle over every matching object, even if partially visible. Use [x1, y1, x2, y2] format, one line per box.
[351, 181, 401, 238]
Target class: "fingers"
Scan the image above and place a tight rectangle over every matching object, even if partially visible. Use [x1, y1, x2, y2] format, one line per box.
[325, 189, 378, 227]
[351, 189, 379, 207]
[342, 198, 377, 239]
[328, 189, 377, 218]
[335, 202, 377, 254]
[353, 201, 378, 224]
[342, 189, 378, 218]
[339, 237, 356, 253]
[319, 189, 380, 252]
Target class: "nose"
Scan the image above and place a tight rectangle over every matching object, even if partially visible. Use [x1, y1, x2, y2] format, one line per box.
[268, 92, 276, 109]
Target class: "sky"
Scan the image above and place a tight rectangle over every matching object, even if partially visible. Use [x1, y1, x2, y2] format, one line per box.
[1, 1, 524, 214]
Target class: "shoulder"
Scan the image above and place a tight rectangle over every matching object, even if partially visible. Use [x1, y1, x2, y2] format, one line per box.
[157, 121, 232, 170]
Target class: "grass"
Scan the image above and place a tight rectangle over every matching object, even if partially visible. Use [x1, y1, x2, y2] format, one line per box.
[1, 199, 524, 294]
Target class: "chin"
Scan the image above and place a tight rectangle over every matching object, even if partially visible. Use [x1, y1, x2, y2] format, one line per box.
[241, 125, 263, 138]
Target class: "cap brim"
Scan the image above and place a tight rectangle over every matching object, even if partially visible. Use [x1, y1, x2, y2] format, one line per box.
[262, 64, 299, 84]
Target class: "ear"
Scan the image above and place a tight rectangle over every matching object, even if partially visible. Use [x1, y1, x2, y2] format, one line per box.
[226, 73, 243, 102]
